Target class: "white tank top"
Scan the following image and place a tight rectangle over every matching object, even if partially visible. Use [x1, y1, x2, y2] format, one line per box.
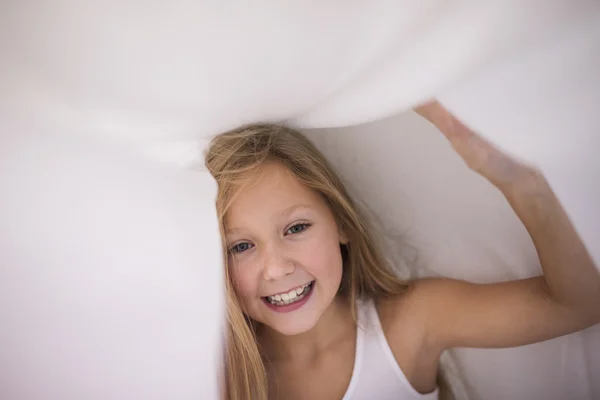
[341, 299, 439, 400]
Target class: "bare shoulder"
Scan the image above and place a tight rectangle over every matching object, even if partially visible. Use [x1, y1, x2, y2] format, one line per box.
[376, 282, 442, 394]
[376, 279, 441, 348]
[373, 277, 497, 393]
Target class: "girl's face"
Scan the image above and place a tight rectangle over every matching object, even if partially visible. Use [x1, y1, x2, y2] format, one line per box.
[225, 161, 347, 336]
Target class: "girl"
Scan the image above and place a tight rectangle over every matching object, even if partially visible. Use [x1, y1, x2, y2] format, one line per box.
[205, 101, 600, 400]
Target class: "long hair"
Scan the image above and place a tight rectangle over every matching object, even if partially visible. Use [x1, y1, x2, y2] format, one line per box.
[205, 124, 452, 399]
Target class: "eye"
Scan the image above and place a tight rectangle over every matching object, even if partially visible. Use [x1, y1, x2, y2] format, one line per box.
[286, 223, 310, 235]
[229, 242, 254, 254]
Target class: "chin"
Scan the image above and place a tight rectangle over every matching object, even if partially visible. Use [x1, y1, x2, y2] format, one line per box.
[269, 315, 320, 336]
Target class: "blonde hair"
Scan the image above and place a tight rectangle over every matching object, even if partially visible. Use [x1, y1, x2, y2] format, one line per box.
[205, 124, 451, 399]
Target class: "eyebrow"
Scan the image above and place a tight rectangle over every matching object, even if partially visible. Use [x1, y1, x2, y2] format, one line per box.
[225, 204, 313, 235]
[280, 204, 313, 218]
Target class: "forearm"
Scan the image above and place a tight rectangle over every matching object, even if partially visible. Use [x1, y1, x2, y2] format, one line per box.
[503, 175, 600, 324]
[415, 100, 600, 323]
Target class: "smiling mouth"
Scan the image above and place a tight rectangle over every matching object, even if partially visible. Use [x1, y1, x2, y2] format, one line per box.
[263, 281, 315, 306]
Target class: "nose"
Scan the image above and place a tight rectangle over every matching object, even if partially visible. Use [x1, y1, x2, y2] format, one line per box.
[261, 243, 295, 281]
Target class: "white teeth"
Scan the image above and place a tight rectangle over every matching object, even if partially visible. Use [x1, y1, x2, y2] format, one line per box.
[266, 282, 312, 306]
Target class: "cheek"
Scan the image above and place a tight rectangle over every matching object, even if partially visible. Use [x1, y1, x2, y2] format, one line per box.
[229, 261, 258, 303]
[302, 236, 344, 281]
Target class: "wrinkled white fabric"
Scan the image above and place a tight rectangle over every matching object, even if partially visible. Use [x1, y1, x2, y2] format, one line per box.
[0, 131, 223, 400]
[1, 1, 599, 399]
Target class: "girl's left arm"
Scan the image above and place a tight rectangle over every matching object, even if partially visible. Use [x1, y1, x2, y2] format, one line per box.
[406, 101, 600, 351]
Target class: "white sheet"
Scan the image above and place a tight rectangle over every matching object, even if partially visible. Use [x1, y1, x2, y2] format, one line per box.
[1, 1, 598, 399]
[0, 132, 223, 399]
[2, 0, 597, 260]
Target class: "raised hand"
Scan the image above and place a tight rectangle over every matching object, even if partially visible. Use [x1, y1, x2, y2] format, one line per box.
[414, 100, 542, 194]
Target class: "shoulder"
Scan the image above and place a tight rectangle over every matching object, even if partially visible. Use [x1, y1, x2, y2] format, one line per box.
[376, 278, 443, 339]
[377, 278, 464, 346]
[374, 279, 445, 393]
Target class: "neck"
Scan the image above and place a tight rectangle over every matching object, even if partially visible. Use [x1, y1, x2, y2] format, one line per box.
[257, 295, 355, 363]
